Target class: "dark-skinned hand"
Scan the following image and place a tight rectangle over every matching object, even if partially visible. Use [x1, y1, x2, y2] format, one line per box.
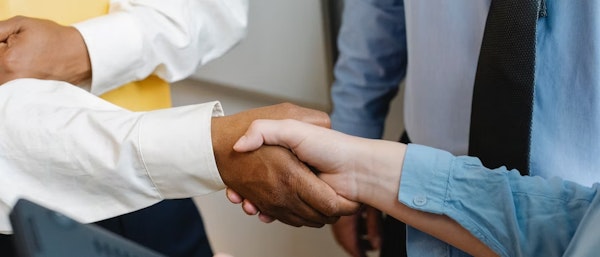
[211, 103, 360, 227]
[0, 16, 91, 85]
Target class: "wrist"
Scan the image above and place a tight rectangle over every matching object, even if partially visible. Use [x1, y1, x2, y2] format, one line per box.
[64, 26, 92, 84]
[210, 115, 247, 185]
[355, 140, 406, 208]
[210, 116, 233, 164]
[73, 12, 143, 93]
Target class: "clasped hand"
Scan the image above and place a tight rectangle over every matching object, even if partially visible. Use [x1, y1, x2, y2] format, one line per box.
[222, 117, 370, 226]
[211, 104, 361, 227]
[0, 16, 91, 85]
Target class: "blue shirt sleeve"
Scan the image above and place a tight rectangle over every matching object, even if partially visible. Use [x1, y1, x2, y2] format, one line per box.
[330, 0, 407, 138]
[400, 144, 598, 257]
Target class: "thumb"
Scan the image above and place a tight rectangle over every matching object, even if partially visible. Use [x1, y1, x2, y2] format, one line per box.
[232, 133, 265, 153]
[232, 119, 288, 152]
[0, 17, 22, 43]
[232, 119, 308, 152]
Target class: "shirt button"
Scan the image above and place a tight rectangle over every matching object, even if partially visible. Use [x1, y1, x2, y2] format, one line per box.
[413, 195, 427, 206]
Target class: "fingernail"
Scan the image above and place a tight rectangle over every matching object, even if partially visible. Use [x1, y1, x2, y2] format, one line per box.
[233, 135, 247, 150]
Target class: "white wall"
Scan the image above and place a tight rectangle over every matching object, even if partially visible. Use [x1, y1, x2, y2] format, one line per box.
[191, 0, 332, 110]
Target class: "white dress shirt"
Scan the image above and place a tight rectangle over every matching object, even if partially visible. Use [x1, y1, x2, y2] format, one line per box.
[0, 0, 248, 233]
[75, 0, 248, 95]
[403, 0, 489, 156]
[0, 80, 226, 233]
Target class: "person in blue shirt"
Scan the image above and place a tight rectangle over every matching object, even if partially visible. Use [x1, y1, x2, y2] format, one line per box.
[329, 0, 600, 256]
[230, 118, 600, 257]
[329, 0, 407, 256]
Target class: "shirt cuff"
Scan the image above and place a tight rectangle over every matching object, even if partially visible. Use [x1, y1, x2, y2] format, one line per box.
[73, 12, 144, 96]
[138, 101, 225, 198]
[398, 144, 455, 214]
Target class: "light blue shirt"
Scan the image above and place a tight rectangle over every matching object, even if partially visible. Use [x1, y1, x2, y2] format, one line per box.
[331, 0, 406, 139]
[401, 144, 600, 257]
[530, 1, 600, 186]
[331, 0, 600, 256]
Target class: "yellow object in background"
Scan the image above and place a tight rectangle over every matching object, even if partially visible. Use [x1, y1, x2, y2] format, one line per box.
[100, 75, 172, 111]
[0, 0, 172, 111]
[0, 0, 107, 25]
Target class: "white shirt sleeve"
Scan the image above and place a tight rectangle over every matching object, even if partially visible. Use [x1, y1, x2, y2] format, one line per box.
[0, 79, 225, 234]
[73, 0, 248, 95]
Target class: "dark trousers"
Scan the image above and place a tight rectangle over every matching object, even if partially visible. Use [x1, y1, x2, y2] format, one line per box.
[0, 198, 212, 257]
[379, 132, 410, 257]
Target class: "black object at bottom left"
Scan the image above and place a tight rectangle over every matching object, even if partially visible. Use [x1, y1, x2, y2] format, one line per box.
[9, 198, 167, 257]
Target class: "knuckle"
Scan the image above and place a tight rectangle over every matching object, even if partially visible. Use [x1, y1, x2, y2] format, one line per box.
[279, 102, 299, 114]
[279, 102, 296, 109]
[318, 112, 331, 128]
[320, 198, 340, 217]
[9, 15, 24, 21]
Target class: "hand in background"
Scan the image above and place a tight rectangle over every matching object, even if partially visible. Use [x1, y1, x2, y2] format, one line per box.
[0, 16, 91, 85]
[332, 206, 382, 257]
[212, 103, 360, 227]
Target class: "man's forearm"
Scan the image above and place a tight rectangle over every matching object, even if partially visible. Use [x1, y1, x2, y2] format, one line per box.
[0, 80, 223, 233]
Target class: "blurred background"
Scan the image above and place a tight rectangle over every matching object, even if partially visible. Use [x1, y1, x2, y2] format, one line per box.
[171, 0, 404, 256]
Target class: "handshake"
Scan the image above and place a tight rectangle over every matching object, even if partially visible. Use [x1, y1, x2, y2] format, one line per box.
[212, 104, 496, 257]
[211, 103, 396, 227]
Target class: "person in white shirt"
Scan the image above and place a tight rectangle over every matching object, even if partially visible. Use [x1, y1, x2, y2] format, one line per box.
[0, 1, 248, 256]
[0, 1, 359, 256]
[0, 80, 356, 231]
[0, 0, 247, 94]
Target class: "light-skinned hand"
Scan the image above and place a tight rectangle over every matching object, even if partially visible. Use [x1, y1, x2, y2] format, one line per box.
[232, 118, 397, 204]
[231, 118, 496, 257]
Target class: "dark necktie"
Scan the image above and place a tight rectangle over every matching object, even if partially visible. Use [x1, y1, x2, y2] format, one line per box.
[468, 0, 544, 175]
